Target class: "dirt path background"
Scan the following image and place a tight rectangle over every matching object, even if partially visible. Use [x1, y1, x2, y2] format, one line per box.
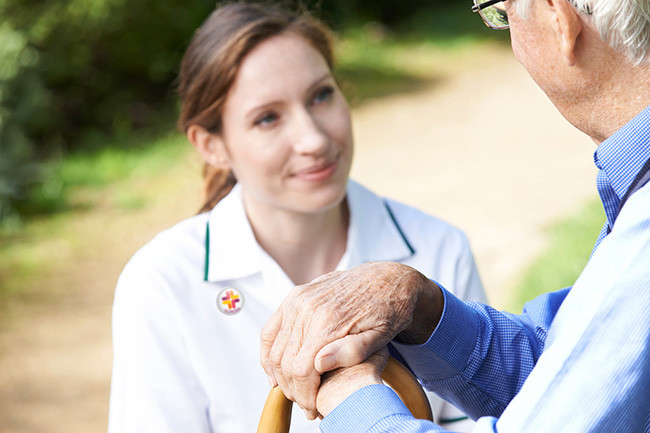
[0, 45, 598, 433]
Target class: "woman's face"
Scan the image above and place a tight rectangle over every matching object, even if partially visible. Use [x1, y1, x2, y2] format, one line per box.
[216, 32, 353, 216]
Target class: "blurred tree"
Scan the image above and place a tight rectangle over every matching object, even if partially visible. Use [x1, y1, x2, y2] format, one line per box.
[306, 0, 443, 27]
[0, 0, 215, 220]
[1, 0, 216, 154]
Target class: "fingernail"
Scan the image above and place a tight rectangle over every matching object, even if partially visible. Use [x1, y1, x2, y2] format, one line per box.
[317, 353, 337, 372]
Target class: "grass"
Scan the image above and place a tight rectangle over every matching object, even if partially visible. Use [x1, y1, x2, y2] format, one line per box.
[57, 131, 188, 205]
[0, 215, 70, 302]
[507, 199, 605, 312]
[0, 131, 192, 301]
[12, 128, 188, 216]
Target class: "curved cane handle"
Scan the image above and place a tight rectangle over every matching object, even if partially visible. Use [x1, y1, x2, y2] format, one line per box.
[257, 356, 433, 433]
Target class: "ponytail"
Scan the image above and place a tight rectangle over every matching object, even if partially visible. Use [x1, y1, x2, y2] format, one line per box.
[198, 163, 237, 214]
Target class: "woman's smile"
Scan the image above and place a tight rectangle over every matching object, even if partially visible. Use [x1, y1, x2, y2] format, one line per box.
[293, 156, 339, 182]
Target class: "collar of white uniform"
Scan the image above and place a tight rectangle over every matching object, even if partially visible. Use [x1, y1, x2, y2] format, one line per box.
[204, 180, 415, 282]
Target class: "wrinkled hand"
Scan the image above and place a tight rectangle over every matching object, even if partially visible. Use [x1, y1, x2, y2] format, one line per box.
[316, 347, 388, 417]
[260, 261, 443, 419]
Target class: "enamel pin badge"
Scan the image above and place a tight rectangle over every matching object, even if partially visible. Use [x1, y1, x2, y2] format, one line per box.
[217, 287, 244, 315]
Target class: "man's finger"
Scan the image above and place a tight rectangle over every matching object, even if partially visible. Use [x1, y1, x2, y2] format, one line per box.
[314, 330, 391, 373]
[291, 372, 320, 420]
[260, 309, 283, 386]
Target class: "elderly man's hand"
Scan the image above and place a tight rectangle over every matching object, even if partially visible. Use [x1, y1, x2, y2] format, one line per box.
[316, 347, 388, 417]
[260, 261, 443, 419]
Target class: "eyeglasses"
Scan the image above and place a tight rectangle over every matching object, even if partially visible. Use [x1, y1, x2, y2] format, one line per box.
[471, 0, 509, 30]
[472, 0, 593, 31]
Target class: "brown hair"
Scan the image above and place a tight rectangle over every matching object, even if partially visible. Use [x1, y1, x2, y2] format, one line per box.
[177, 2, 336, 213]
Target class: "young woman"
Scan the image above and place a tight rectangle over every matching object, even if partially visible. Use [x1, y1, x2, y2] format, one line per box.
[108, 3, 486, 432]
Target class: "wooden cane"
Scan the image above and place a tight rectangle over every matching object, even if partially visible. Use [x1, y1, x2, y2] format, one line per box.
[257, 356, 433, 433]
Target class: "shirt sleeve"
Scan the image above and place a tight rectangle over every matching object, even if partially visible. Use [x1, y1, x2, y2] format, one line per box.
[320, 384, 493, 433]
[392, 287, 568, 419]
[108, 253, 211, 433]
[429, 231, 488, 431]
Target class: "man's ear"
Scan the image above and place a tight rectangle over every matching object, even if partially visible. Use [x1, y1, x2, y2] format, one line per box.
[549, 0, 584, 66]
[186, 125, 230, 169]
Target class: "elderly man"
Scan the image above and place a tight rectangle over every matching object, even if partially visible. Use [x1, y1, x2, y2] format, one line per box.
[260, 0, 650, 431]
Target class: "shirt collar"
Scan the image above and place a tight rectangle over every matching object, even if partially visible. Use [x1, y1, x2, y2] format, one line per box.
[205, 180, 415, 282]
[594, 104, 650, 201]
[205, 184, 265, 282]
[343, 180, 415, 268]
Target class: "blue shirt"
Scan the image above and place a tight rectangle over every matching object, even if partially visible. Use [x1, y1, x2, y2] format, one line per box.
[321, 105, 650, 433]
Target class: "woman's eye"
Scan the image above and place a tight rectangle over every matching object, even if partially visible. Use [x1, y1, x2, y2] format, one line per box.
[312, 86, 334, 104]
[254, 112, 278, 127]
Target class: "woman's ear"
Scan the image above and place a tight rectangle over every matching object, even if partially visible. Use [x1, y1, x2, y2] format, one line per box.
[186, 125, 230, 169]
[549, 0, 584, 66]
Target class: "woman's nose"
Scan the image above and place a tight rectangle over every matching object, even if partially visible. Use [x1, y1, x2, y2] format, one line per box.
[291, 110, 329, 155]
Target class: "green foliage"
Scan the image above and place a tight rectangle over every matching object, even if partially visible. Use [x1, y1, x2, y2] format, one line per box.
[0, 136, 41, 226]
[306, 0, 431, 27]
[508, 199, 605, 312]
[1, 0, 215, 152]
[0, 0, 215, 223]
[26, 128, 188, 216]
[58, 131, 187, 188]
[306, 0, 484, 30]
[0, 19, 44, 224]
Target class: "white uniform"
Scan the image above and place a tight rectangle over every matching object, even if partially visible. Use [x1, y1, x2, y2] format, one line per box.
[109, 180, 486, 433]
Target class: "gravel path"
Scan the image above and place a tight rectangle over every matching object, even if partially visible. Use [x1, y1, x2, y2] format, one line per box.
[0, 44, 598, 433]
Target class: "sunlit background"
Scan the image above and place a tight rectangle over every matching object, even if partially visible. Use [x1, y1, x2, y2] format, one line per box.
[0, 1, 602, 431]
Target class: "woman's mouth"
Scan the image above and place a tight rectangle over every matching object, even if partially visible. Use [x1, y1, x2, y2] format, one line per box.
[294, 159, 338, 182]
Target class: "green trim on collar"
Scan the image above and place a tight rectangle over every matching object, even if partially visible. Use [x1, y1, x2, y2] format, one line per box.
[204, 222, 210, 281]
[383, 199, 415, 255]
[439, 416, 469, 424]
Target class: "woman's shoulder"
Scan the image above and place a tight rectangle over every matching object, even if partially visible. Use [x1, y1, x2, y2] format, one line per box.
[121, 212, 210, 279]
[348, 180, 470, 245]
[384, 197, 472, 251]
[387, 198, 466, 235]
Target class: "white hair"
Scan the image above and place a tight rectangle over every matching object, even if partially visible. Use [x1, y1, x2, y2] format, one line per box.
[515, 0, 650, 64]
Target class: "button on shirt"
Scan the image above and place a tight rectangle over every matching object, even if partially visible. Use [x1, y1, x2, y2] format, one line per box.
[108, 180, 486, 433]
[322, 105, 650, 433]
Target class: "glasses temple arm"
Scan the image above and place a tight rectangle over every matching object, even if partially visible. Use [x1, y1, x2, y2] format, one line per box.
[471, 0, 505, 12]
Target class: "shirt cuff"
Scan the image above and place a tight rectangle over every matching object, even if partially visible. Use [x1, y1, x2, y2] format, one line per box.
[320, 384, 411, 433]
[392, 286, 481, 379]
